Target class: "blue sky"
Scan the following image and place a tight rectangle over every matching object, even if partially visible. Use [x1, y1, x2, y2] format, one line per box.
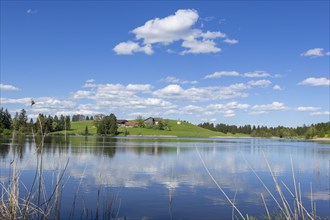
[1, 1, 329, 127]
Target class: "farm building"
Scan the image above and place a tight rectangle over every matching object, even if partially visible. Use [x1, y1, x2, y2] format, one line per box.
[144, 117, 163, 125]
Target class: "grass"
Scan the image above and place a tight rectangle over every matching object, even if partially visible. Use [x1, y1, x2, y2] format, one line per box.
[50, 119, 249, 138]
[121, 120, 249, 138]
[51, 120, 96, 135]
[120, 120, 224, 137]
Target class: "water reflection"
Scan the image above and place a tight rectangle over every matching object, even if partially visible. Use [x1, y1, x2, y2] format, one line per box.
[0, 136, 329, 219]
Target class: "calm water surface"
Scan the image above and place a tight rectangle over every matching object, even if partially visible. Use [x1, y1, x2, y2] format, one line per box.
[0, 136, 329, 219]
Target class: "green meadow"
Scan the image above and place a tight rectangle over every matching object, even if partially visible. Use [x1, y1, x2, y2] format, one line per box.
[51, 120, 248, 138]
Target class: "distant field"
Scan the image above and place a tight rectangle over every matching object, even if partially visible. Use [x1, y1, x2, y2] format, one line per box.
[118, 120, 248, 138]
[50, 119, 248, 138]
[51, 120, 96, 135]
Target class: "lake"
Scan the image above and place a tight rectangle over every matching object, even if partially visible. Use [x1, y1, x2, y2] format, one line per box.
[0, 136, 329, 219]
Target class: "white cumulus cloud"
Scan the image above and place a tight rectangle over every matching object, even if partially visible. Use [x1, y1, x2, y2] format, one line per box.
[296, 106, 321, 112]
[113, 41, 153, 55]
[153, 84, 249, 102]
[204, 71, 240, 79]
[133, 9, 199, 45]
[223, 38, 238, 44]
[252, 102, 287, 111]
[299, 77, 330, 86]
[0, 84, 20, 91]
[243, 71, 271, 78]
[181, 39, 221, 54]
[301, 48, 330, 57]
[204, 70, 278, 79]
[273, 85, 283, 91]
[159, 76, 198, 84]
[310, 111, 330, 116]
[201, 31, 226, 39]
[86, 79, 95, 83]
[248, 80, 272, 87]
[113, 9, 234, 55]
[126, 84, 153, 93]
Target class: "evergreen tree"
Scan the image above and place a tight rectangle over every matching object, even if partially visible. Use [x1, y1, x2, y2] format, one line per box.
[108, 113, 117, 135]
[58, 115, 65, 131]
[28, 118, 34, 133]
[0, 108, 12, 132]
[65, 116, 71, 130]
[45, 115, 53, 133]
[53, 115, 59, 131]
[18, 109, 28, 133]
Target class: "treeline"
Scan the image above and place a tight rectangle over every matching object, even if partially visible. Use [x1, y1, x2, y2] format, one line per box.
[72, 114, 94, 122]
[198, 122, 330, 139]
[0, 108, 118, 136]
[94, 113, 118, 136]
[0, 108, 71, 135]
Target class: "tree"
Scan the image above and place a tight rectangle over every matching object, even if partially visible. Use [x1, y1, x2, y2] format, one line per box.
[318, 129, 325, 138]
[157, 121, 165, 130]
[305, 127, 316, 139]
[18, 109, 28, 133]
[65, 116, 71, 130]
[84, 126, 89, 136]
[0, 108, 12, 132]
[108, 113, 118, 135]
[136, 115, 145, 128]
[96, 113, 118, 136]
[72, 114, 85, 122]
[45, 115, 53, 133]
[53, 115, 59, 131]
[58, 115, 65, 131]
[94, 114, 105, 121]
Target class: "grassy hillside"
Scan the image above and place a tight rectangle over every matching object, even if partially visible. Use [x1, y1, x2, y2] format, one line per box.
[118, 120, 226, 137]
[51, 119, 248, 138]
[51, 120, 97, 135]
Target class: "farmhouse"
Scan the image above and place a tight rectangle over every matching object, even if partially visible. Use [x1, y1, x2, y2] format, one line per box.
[117, 120, 128, 126]
[144, 117, 163, 125]
[124, 121, 138, 128]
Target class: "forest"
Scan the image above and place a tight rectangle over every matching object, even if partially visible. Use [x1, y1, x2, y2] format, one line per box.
[198, 121, 330, 139]
[0, 108, 118, 136]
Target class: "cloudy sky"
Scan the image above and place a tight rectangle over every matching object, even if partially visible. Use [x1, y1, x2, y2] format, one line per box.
[0, 1, 329, 127]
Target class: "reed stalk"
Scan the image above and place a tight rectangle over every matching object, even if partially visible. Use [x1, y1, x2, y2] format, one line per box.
[196, 147, 246, 220]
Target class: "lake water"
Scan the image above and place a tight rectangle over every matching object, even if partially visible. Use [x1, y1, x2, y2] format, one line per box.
[0, 136, 329, 219]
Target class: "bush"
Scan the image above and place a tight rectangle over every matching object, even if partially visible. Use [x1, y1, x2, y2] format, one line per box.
[1, 129, 12, 136]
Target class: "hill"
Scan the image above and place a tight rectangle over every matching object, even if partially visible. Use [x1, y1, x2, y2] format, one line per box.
[118, 120, 248, 138]
[51, 120, 96, 135]
[51, 119, 248, 138]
